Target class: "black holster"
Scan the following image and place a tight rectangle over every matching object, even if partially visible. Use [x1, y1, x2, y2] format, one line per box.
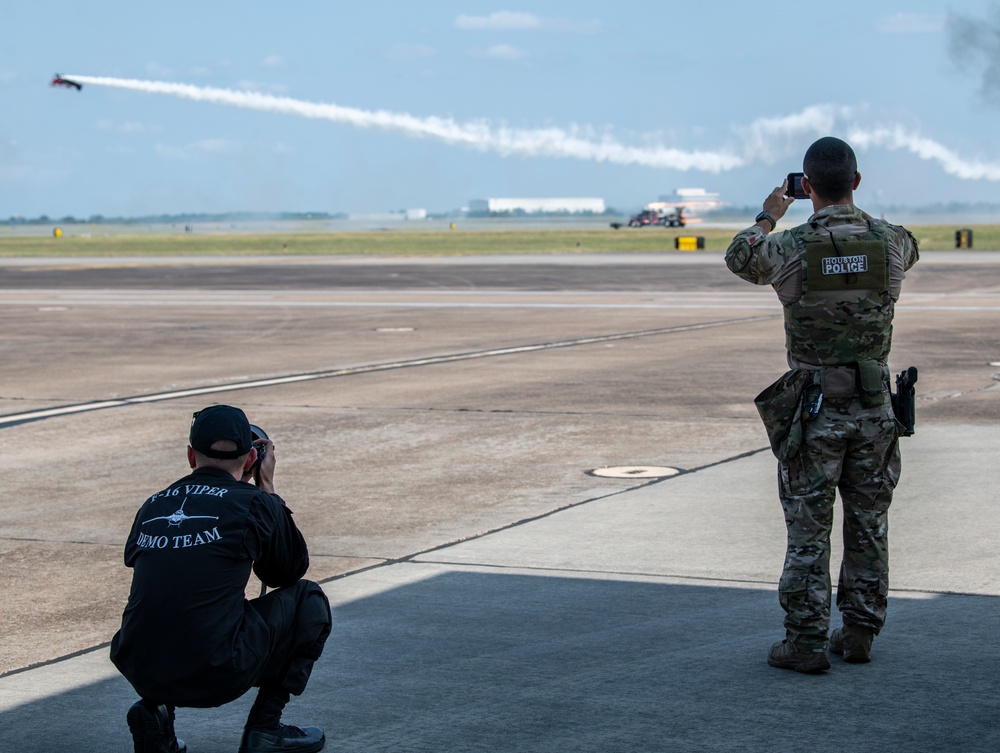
[891, 366, 918, 436]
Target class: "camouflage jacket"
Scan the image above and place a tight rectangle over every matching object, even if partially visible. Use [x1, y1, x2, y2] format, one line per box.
[725, 204, 919, 368]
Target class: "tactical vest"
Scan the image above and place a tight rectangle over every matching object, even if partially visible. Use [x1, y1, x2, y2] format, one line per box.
[784, 220, 893, 366]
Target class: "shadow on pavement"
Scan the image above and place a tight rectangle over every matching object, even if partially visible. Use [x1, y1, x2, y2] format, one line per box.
[2, 570, 998, 753]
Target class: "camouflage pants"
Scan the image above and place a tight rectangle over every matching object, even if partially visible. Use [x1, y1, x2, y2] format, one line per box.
[777, 397, 901, 651]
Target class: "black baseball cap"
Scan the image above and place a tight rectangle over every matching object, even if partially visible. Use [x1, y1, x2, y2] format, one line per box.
[189, 405, 253, 459]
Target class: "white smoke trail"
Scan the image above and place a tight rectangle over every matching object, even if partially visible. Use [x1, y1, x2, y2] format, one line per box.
[738, 103, 1000, 181]
[847, 125, 1000, 181]
[65, 74, 1000, 181]
[65, 75, 744, 173]
[738, 104, 848, 163]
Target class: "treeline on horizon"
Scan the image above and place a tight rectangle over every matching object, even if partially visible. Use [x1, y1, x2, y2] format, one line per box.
[0, 211, 348, 226]
[4, 201, 1000, 226]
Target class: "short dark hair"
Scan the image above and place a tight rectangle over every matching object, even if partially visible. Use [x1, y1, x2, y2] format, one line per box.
[803, 137, 857, 202]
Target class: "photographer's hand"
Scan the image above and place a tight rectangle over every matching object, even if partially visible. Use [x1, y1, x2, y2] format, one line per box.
[759, 181, 795, 231]
[764, 178, 795, 220]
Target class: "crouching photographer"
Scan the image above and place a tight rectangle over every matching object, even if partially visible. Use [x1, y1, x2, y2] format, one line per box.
[110, 405, 331, 753]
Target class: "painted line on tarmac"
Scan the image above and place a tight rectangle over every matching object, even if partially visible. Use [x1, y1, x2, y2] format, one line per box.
[0, 313, 779, 429]
[3, 288, 999, 311]
[0, 297, 786, 310]
[0, 294, 777, 311]
[5, 298, 999, 311]
[4, 288, 776, 297]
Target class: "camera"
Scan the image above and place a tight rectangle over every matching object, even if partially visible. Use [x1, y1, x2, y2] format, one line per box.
[786, 172, 808, 200]
[249, 424, 268, 471]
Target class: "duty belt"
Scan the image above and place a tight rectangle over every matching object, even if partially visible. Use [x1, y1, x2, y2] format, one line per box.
[802, 360, 889, 408]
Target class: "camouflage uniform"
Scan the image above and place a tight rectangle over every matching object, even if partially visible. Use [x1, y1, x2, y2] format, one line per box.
[726, 205, 919, 652]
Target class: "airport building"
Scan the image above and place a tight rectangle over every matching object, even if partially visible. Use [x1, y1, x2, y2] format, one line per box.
[468, 197, 606, 215]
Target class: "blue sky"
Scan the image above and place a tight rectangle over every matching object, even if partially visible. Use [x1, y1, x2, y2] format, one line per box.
[3, 1, 1000, 218]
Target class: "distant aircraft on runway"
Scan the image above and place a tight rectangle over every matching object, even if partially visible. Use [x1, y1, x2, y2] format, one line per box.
[50, 74, 82, 91]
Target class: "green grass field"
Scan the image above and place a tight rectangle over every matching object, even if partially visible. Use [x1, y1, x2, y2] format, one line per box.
[0, 224, 994, 257]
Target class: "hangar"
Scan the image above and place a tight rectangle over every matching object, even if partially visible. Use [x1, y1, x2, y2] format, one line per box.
[468, 197, 606, 215]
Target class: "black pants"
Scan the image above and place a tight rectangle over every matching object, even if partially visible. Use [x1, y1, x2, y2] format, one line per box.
[182, 580, 332, 708]
[249, 579, 332, 696]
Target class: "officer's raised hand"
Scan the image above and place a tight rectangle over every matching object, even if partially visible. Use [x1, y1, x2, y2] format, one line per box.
[762, 180, 795, 226]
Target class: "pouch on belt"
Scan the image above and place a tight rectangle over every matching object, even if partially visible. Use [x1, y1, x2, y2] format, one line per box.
[754, 369, 811, 460]
[857, 359, 889, 407]
[819, 366, 856, 402]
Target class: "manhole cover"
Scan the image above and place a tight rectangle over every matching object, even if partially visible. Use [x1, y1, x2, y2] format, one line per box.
[589, 466, 680, 479]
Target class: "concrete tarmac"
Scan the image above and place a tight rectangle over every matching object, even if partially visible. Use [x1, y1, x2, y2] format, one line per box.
[1, 252, 999, 752]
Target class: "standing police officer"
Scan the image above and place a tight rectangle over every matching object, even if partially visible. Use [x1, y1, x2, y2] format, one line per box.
[111, 405, 332, 752]
[725, 137, 919, 672]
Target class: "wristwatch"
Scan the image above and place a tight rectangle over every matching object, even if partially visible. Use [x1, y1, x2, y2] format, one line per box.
[754, 210, 776, 231]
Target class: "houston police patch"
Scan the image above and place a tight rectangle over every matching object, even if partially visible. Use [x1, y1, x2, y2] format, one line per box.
[822, 255, 869, 275]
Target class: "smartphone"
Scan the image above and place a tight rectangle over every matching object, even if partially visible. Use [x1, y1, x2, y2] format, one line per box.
[786, 172, 808, 200]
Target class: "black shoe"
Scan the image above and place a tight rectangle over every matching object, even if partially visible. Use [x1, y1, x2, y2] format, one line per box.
[126, 700, 187, 753]
[238, 723, 325, 753]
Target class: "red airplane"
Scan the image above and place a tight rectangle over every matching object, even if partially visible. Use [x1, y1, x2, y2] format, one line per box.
[51, 74, 82, 91]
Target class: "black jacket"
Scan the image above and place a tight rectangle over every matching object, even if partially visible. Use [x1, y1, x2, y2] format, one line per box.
[110, 466, 309, 705]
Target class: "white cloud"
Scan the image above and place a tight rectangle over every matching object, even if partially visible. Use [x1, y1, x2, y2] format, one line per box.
[455, 11, 540, 31]
[875, 13, 944, 34]
[454, 11, 599, 33]
[260, 55, 285, 68]
[155, 139, 289, 161]
[96, 120, 160, 134]
[473, 44, 529, 62]
[386, 43, 437, 60]
[235, 80, 289, 95]
[190, 66, 212, 77]
[155, 139, 242, 160]
[200, 139, 243, 154]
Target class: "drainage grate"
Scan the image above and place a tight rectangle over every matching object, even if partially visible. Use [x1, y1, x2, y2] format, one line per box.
[589, 466, 680, 479]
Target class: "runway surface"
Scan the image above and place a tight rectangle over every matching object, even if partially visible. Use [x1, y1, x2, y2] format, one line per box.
[1, 251, 999, 751]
